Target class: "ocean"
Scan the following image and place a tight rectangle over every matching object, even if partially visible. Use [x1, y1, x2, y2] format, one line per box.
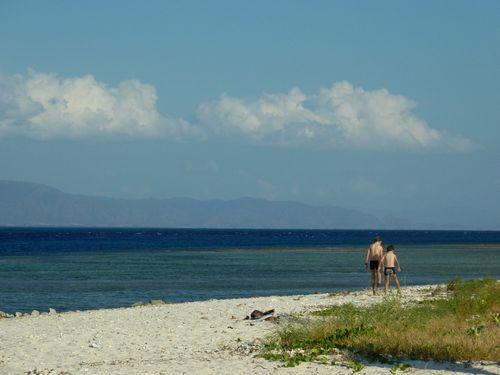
[0, 228, 499, 313]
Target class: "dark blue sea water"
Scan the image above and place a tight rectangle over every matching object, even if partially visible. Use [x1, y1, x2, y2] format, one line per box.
[0, 228, 499, 313]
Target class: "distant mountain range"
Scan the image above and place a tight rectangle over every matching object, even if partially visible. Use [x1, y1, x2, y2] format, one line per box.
[0, 180, 495, 230]
[0, 180, 403, 229]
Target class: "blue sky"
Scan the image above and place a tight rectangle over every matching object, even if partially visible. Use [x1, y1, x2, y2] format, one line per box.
[0, 1, 499, 228]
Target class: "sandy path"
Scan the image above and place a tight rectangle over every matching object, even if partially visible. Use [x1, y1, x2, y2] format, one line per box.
[0, 286, 498, 375]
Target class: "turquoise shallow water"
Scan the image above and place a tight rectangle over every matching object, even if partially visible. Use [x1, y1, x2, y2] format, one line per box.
[0, 228, 499, 312]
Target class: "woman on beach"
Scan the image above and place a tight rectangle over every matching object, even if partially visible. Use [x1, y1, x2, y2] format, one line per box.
[365, 235, 383, 295]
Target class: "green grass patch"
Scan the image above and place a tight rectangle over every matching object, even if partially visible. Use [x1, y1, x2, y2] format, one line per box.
[258, 278, 499, 367]
[390, 362, 411, 373]
[347, 360, 364, 372]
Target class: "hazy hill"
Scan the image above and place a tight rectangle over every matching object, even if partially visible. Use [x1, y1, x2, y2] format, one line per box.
[0, 180, 388, 229]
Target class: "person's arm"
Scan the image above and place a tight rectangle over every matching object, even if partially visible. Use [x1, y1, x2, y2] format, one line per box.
[364, 247, 370, 268]
[395, 255, 401, 272]
[379, 254, 385, 271]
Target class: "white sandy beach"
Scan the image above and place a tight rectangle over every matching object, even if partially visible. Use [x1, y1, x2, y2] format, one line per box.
[0, 286, 498, 375]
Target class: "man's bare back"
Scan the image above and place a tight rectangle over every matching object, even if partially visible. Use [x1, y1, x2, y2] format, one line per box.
[367, 242, 383, 261]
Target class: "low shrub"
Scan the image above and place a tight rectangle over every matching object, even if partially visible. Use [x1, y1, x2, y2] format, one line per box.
[259, 278, 499, 367]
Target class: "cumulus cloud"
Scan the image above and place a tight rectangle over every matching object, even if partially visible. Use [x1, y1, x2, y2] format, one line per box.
[197, 81, 472, 150]
[0, 71, 472, 151]
[0, 70, 197, 139]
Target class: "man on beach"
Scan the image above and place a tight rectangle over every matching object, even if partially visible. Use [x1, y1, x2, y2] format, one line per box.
[365, 235, 383, 295]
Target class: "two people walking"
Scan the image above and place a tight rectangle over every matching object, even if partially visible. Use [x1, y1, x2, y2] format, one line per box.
[364, 235, 401, 295]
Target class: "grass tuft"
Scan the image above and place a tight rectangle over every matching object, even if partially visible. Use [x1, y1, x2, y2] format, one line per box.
[390, 362, 411, 373]
[347, 360, 364, 372]
[258, 278, 499, 367]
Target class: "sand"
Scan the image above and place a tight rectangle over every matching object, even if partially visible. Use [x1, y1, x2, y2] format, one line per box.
[0, 286, 498, 375]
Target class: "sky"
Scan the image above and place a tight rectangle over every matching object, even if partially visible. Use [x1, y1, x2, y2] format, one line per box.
[0, 0, 499, 228]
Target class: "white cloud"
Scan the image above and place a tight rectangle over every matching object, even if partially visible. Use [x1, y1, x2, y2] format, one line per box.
[0, 70, 198, 139]
[0, 71, 473, 151]
[197, 81, 472, 150]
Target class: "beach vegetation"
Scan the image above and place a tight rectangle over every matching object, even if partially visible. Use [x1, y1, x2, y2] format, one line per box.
[390, 362, 411, 373]
[346, 360, 364, 372]
[257, 278, 499, 368]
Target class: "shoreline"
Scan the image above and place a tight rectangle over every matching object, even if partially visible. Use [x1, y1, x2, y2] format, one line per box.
[1, 285, 499, 375]
[0, 284, 427, 317]
[0, 281, 445, 317]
